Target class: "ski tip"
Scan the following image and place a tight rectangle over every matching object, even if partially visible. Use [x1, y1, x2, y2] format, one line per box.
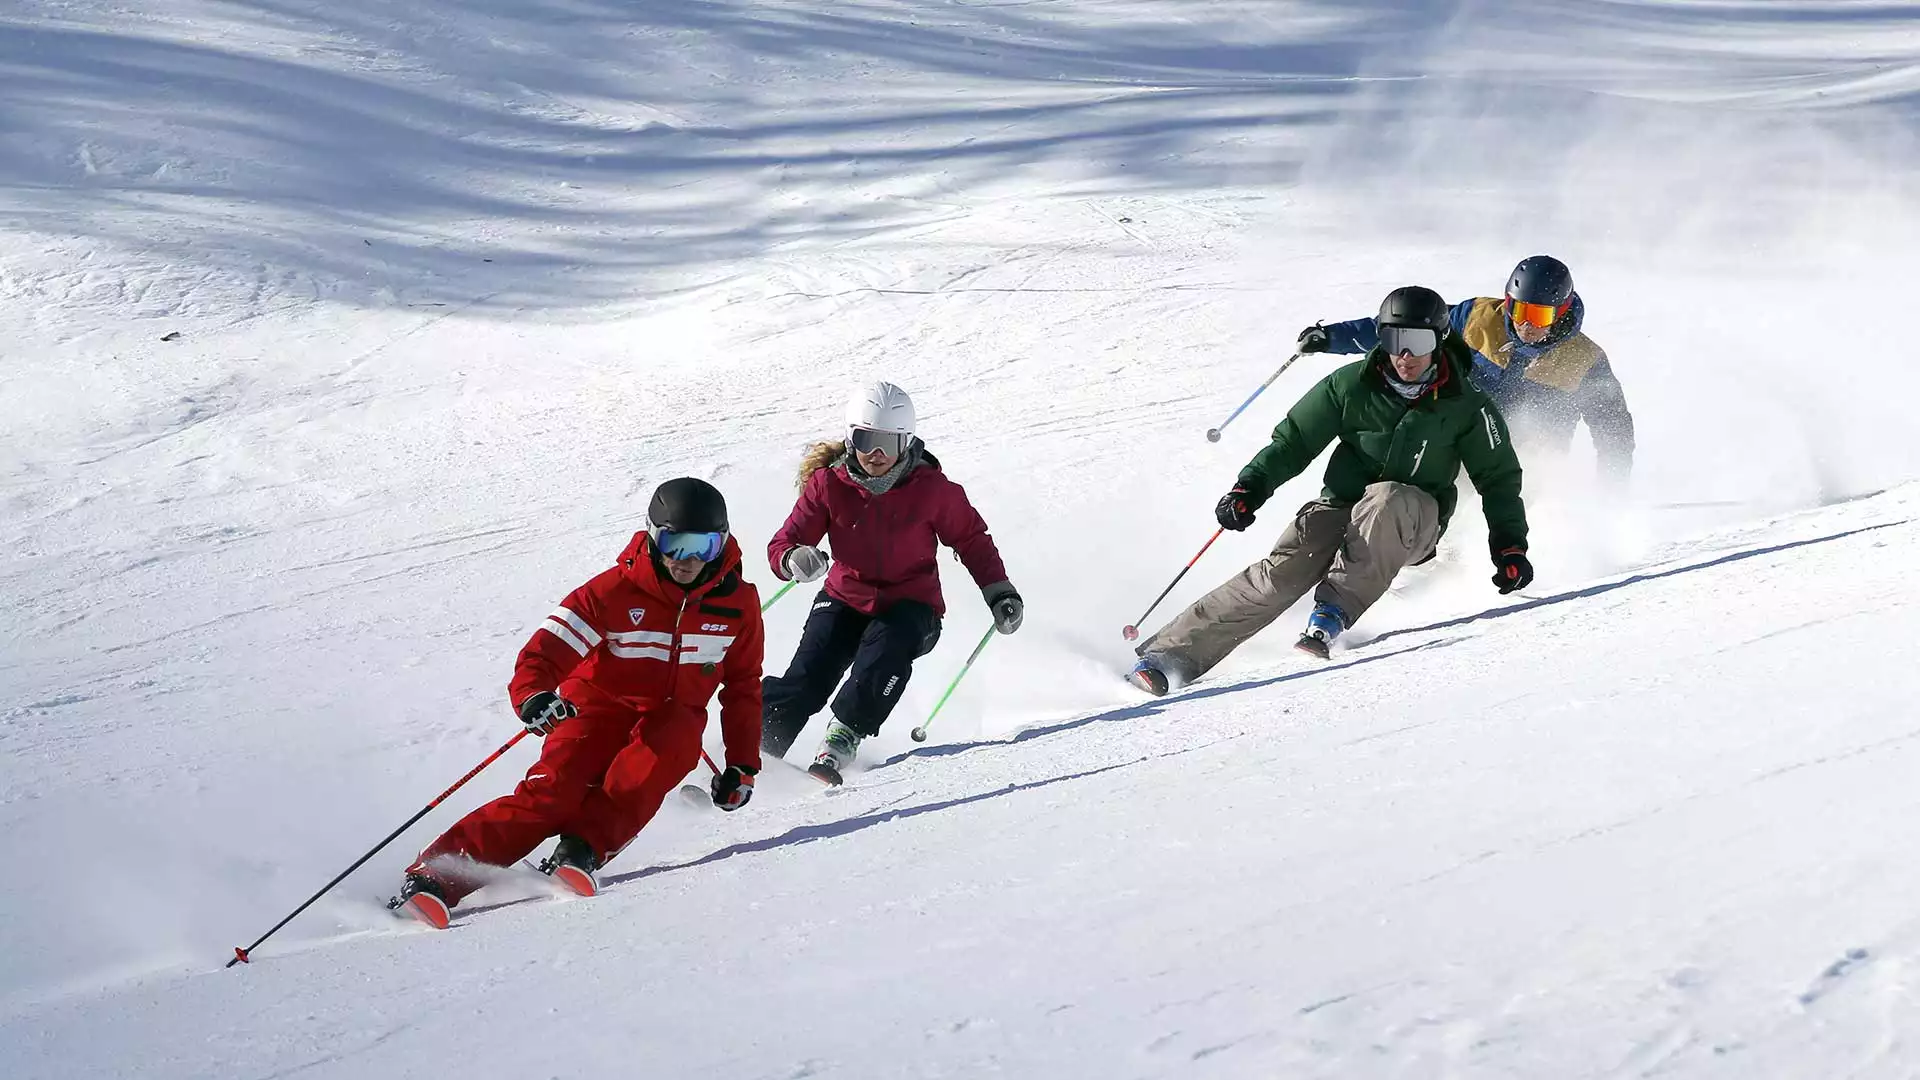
[551, 865, 598, 898]
[1124, 664, 1169, 698]
[397, 892, 452, 930]
[806, 763, 844, 787]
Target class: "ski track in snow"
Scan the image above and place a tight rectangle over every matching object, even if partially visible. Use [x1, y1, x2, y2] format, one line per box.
[5, 1, 1920, 1077]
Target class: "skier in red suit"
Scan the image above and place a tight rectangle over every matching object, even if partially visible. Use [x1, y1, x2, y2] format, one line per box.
[391, 478, 763, 927]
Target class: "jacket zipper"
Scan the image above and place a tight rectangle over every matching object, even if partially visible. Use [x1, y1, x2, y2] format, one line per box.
[666, 594, 689, 706]
[1383, 406, 1410, 477]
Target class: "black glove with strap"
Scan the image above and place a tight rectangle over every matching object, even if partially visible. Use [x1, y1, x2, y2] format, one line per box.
[1492, 548, 1534, 594]
[517, 690, 577, 736]
[1215, 486, 1263, 532]
[983, 581, 1023, 634]
[1296, 323, 1332, 354]
[710, 764, 757, 811]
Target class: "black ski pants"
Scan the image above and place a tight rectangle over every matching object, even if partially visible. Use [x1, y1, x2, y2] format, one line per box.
[761, 595, 942, 756]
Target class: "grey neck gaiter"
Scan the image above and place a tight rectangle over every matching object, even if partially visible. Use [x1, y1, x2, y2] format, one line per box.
[1384, 362, 1439, 400]
[841, 438, 923, 495]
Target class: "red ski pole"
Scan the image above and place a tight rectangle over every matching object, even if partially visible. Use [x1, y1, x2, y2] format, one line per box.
[227, 729, 529, 967]
[1122, 528, 1225, 641]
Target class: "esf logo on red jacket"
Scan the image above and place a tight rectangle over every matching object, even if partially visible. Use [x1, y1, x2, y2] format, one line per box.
[603, 626, 735, 665]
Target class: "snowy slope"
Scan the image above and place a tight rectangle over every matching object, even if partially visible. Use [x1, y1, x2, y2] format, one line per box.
[10, 493, 1920, 1078]
[4, 0, 1920, 1076]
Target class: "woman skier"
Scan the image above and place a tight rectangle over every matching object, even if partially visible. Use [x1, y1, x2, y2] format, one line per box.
[762, 381, 1023, 784]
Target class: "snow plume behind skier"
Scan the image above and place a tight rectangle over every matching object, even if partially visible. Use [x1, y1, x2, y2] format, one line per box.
[761, 381, 1022, 784]
[391, 478, 764, 928]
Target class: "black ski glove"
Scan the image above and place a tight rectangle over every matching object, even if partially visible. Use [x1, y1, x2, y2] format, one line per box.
[517, 690, 577, 735]
[983, 581, 1023, 634]
[710, 764, 757, 811]
[1215, 486, 1263, 532]
[1492, 548, 1534, 594]
[1296, 322, 1331, 354]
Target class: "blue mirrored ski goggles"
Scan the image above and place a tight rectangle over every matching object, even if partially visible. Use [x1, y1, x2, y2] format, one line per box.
[651, 528, 727, 562]
[1379, 325, 1439, 357]
[848, 426, 907, 458]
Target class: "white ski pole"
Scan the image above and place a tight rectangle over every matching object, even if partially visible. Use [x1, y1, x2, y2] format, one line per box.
[1206, 351, 1304, 442]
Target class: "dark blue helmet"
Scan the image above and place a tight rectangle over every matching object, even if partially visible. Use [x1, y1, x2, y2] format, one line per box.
[1506, 255, 1574, 308]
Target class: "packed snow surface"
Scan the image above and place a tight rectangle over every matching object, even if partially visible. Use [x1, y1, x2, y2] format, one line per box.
[3, 1, 1919, 1076]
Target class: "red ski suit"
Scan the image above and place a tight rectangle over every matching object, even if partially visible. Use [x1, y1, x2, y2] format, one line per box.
[414, 532, 763, 900]
[767, 452, 1008, 615]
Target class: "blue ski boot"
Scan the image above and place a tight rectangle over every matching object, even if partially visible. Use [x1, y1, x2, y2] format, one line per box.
[1294, 603, 1347, 660]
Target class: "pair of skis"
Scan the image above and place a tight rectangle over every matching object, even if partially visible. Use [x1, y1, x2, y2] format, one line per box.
[390, 857, 598, 930]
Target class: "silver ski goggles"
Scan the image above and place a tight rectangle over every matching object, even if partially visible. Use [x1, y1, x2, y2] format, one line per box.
[651, 527, 727, 562]
[1379, 325, 1439, 357]
[848, 426, 907, 458]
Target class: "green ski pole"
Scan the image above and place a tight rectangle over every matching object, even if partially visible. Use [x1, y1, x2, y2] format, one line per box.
[762, 579, 797, 612]
[910, 626, 997, 743]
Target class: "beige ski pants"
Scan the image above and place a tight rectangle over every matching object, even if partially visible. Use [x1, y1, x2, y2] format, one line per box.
[1137, 481, 1441, 680]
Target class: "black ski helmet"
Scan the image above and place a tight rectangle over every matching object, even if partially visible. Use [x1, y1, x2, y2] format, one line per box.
[1376, 285, 1450, 334]
[647, 477, 729, 535]
[1505, 255, 1574, 308]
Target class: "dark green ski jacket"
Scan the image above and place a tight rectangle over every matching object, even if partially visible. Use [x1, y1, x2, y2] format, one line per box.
[1237, 341, 1529, 557]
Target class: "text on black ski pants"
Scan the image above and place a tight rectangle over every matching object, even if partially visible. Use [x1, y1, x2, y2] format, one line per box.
[762, 595, 942, 753]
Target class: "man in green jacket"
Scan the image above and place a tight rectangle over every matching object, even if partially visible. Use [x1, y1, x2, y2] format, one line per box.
[1127, 286, 1535, 696]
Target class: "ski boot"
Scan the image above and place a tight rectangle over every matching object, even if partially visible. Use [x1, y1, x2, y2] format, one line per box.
[1294, 603, 1347, 660]
[1126, 658, 1170, 697]
[537, 834, 601, 897]
[388, 871, 453, 930]
[807, 720, 863, 786]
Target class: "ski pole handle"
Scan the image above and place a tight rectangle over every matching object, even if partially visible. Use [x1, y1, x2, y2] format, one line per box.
[1206, 352, 1303, 442]
[1122, 528, 1225, 641]
[228, 728, 529, 967]
[909, 626, 997, 743]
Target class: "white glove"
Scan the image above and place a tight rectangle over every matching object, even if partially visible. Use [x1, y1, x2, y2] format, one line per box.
[784, 545, 830, 583]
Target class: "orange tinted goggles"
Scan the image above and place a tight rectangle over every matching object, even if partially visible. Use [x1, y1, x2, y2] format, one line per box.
[1508, 297, 1571, 328]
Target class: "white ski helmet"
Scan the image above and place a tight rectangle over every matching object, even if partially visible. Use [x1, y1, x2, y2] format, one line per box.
[845, 380, 915, 436]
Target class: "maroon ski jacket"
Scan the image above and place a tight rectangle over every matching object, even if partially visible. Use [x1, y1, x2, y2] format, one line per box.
[768, 450, 1008, 617]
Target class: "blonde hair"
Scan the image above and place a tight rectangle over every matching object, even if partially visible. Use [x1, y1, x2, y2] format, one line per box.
[797, 439, 847, 489]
